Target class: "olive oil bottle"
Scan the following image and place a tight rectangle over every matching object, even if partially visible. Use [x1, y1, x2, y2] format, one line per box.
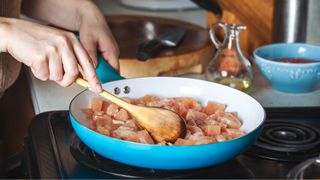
[205, 22, 253, 92]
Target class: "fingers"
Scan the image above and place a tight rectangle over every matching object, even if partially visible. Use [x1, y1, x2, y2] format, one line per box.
[56, 45, 79, 87]
[47, 46, 63, 81]
[99, 36, 120, 71]
[80, 36, 98, 68]
[72, 38, 102, 93]
[29, 34, 101, 94]
[100, 48, 119, 71]
[31, 45, 64, 82]
[31, 57, 49, 81]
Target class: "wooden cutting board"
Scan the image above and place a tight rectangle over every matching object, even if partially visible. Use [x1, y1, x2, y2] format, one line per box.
[106, 15, 214, 78]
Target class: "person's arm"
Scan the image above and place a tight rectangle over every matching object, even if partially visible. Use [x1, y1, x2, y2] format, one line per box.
[21, 0, 119, 70]
[0, 17, 102, 93]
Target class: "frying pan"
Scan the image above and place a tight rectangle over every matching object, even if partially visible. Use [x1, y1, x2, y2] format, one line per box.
[69, 56, 265, 170]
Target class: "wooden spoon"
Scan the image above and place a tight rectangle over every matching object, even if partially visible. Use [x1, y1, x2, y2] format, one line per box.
[76, 78, 186, 143]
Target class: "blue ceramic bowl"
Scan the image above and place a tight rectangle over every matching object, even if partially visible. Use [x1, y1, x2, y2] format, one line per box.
[253, 43, 320, 93]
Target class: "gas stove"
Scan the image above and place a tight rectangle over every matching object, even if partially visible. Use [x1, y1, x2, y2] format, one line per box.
[23, 108, 320, 179]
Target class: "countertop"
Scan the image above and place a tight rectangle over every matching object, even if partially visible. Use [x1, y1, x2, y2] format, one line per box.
[27, 0, 320, 114]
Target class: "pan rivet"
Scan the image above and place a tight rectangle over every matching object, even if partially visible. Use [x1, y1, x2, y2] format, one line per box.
[123, 86, 130, 94]
[114, 87, 121, 95]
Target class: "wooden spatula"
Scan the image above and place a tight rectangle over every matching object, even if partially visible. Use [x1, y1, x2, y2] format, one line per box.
[75, 77, 186, 143]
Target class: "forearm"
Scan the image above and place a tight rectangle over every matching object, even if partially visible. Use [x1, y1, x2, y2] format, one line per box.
[21, 0, 101, 31]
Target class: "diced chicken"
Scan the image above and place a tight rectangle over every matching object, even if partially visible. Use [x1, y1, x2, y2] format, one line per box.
[94, 114, 112, 126]
[116, 125, 135, 131]
[186, 109, 208, 126]
[216, 112, 242, 129]
[93, 110, 104, 117]
[184, 130, 192, 139]
[83, 95, 246, 146]
[112, 119, 126, 125]
[111, 129, 139, 142]
[106, 103, 119, 116]
[101, 101, 111, 112]
[81, 108, 93, 119]
[166, 105, 180, 114]
[188, 125, 204, 135]
[113, 109, 130, 120]
[201, 124, 221, 136]
[123, 120, 140, 131]
[225, 128, 246, 139]
[94, 114, 120, 132]
[177, 104, 189, 119]
[96, 126, 111, 136]
[91, 98, 104, 111]
[177, 97, 198, 109]
[215, 134, 227, 142]
[193, 136, 216, 145]
[192, 103, 203, 111]
[140, 95, 160, 104]
[203, 101, 226, 115]
[160, 98, 175, 107]
[174, 138, 195, 146]
[136, 130, 155, 144]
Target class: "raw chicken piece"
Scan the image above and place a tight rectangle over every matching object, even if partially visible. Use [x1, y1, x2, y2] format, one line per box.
[91, 98, 104, 111]
[113, 109, 130, 121]
[186, 109, 208, 126]
[203, 101, 226, 115]
[83, 95, 246, 146]
[136, 130, 155, 144]
[201, 124, 221, 136]
[106, 103, 119, 116]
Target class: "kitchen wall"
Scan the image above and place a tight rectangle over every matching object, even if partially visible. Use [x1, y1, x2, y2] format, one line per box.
[95, 0, 320, 45]
[307, 0, 320, 45]
[94, 0, 207, 27]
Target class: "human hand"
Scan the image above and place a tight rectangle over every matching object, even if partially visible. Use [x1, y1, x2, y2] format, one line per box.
[77, 1, 119, 71]
[0, 18, 102, 93]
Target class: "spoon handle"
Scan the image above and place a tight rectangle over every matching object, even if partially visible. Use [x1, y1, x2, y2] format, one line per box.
[75, 78, 133, 111]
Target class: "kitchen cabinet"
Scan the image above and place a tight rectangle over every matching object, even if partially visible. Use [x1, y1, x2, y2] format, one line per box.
[207, 0, 273, 56]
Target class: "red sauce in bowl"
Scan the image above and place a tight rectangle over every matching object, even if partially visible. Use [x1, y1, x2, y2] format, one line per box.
[274, 58, 318, 64]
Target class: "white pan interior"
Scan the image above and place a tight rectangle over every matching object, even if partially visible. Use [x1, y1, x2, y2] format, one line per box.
[70, 77, 265, 133]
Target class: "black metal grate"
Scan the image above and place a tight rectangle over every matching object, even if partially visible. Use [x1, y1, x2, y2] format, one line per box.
[70, 139, 255, 179]
[246, 120, 320, 162]
[70, 139, 210, 178]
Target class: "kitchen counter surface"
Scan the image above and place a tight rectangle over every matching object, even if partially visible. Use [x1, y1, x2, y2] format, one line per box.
[27, 0, 320, 114]
[28, 65, 320, 114]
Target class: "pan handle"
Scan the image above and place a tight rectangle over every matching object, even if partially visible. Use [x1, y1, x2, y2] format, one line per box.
[77, 35, 125, 83]
[96, 53, 125, 83]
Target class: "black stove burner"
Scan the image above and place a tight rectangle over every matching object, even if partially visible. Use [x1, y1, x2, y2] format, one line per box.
[70, 139, 208, 179]
[247, 120, 320, 162]
[70, 139, 255, 179]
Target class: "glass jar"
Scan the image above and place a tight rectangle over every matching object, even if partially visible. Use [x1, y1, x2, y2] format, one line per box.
[205, 22, 253, 92]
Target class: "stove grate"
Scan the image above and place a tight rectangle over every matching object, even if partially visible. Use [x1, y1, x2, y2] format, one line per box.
[246, 120, 320, 162]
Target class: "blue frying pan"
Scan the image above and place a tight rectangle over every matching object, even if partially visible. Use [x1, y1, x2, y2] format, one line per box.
[69, 54, 265, 170]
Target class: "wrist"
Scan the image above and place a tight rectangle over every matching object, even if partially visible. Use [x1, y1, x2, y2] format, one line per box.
[76, 1, 106, 30]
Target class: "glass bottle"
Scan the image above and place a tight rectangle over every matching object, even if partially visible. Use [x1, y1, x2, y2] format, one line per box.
[205, 22, 253, 92]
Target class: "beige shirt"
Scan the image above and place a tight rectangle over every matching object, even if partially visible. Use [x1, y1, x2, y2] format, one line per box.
[0, 0, 22, 96]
